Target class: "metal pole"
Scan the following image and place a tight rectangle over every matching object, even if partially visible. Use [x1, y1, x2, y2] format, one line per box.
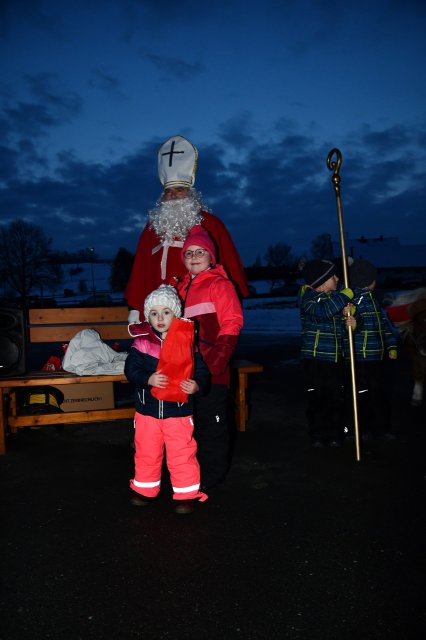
[326, 149, 361, 462]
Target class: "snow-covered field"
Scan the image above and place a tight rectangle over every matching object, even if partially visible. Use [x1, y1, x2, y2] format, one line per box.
[242, 298, 301, 335]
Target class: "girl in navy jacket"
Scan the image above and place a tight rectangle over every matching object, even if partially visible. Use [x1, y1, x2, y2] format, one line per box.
[125, 285, 209, 514]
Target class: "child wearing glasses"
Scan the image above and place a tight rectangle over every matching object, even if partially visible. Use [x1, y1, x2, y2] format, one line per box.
[177, 226, 244, 489]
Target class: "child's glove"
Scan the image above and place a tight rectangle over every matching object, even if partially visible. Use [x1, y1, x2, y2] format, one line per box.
[206, 335, 239, 376]
[389, 350, 397, 360]
[128, 309, 141, 324]
[340, 288, 354, 299]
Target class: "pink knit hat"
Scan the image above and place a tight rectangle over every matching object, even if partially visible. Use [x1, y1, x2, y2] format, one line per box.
[181, 225, 217, 264]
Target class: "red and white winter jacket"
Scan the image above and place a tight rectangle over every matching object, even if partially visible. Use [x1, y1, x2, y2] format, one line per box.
[178, 265, 244, 386]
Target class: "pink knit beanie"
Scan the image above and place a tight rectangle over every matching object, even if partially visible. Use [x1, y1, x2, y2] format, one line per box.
[181, 225, 217, 264]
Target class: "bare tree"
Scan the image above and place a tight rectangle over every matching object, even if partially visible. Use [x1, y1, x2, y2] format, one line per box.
[0, 219, 63, 305]
[264, 242, 293, 268]
[264, 242, 294, 290]
[311, 233, 334, 260]
[109, 247, 134, 292]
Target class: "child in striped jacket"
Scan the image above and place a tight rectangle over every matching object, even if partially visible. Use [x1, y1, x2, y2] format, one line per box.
[347, 259, 398, 439]
[299, 259, 354, 447]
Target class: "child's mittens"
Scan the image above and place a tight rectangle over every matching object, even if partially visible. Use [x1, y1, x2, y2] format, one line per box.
[128, 309, 141, 324]
[389, 349, 398, 360]
[340, 287, 354, 299]
[207, 334, 239, 376]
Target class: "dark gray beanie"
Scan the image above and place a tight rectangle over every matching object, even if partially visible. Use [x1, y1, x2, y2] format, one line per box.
[350, 259, 377, 288]
[302, 259, 336, 288]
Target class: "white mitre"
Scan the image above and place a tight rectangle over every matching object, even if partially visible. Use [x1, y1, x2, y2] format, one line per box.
[158, 135, 198, 190]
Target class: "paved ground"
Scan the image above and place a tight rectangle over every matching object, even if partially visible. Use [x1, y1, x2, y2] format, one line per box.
[1, 335, 425, 640]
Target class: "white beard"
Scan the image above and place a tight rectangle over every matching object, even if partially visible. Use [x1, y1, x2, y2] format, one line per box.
[148, 190, 208, 245]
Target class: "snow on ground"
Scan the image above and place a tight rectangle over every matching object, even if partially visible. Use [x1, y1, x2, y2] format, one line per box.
[242, 298, 301, 335]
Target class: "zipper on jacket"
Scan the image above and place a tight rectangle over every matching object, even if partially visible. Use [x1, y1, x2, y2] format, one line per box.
[183, 276, 195, 307]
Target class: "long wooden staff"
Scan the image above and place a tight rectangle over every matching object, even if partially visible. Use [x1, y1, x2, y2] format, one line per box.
[326, 148, 361, 462]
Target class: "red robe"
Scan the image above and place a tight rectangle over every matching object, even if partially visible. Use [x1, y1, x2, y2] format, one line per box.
[125, 211, 248, 313]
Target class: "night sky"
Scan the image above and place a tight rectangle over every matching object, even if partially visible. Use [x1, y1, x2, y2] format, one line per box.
[1, 0, 425, 266]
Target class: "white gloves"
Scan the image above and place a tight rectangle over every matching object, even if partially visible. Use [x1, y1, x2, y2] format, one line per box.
[128, 309, 141, 324]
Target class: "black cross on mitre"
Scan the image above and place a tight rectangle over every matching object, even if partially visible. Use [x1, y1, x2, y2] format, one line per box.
[161, 139, 185, 167]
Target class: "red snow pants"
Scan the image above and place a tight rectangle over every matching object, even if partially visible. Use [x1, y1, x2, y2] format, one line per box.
[130, 412, 208, 502]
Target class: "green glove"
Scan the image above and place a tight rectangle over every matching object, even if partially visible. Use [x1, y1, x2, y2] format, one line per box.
[389, 350, 397, 360]
[341, 288, 354, 299]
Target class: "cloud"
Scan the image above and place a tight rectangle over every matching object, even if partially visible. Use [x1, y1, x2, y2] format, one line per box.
[0, 0, 65, 40]
[141, 49, 205, 80]
[25, 72, 82, 117]
[120, 0, 218, 38]
[196, 118, 426, 262]
[218, 113, 257, 150]
[0, 116, 425, 263]
[0, 144, 161, 254]
[2, 73, 82, 139]
[359, 124, 414, 156]
[0, 144, 19, 182]
[4, 102, 67, 138]
[89, 68, 126, 99]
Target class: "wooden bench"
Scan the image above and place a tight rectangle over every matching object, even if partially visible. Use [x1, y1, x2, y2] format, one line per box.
[0, 306, 134, 455]
[0, 307, 264, 454]
[233, 360, 264, 432]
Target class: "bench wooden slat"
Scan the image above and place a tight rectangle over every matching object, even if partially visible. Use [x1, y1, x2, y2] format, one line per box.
[8, 407, 135, 429]
[0, 373, 128, 388]
[28, 306, 130, 343]
[29, 307, 129, 324]
[29, 324, 130, 343]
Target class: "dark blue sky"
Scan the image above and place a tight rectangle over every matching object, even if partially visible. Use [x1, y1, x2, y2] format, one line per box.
[1, 0, 425, 265]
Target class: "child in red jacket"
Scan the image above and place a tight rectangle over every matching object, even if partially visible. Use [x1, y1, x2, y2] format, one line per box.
[177, 226, 244, 489]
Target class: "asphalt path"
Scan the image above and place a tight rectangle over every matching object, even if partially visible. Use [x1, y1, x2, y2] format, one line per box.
[1, 334, 425, 639]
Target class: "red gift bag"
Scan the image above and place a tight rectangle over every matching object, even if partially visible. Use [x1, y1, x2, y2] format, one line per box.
[41, 356, 63, 372]
[151, 318, 194, 403]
